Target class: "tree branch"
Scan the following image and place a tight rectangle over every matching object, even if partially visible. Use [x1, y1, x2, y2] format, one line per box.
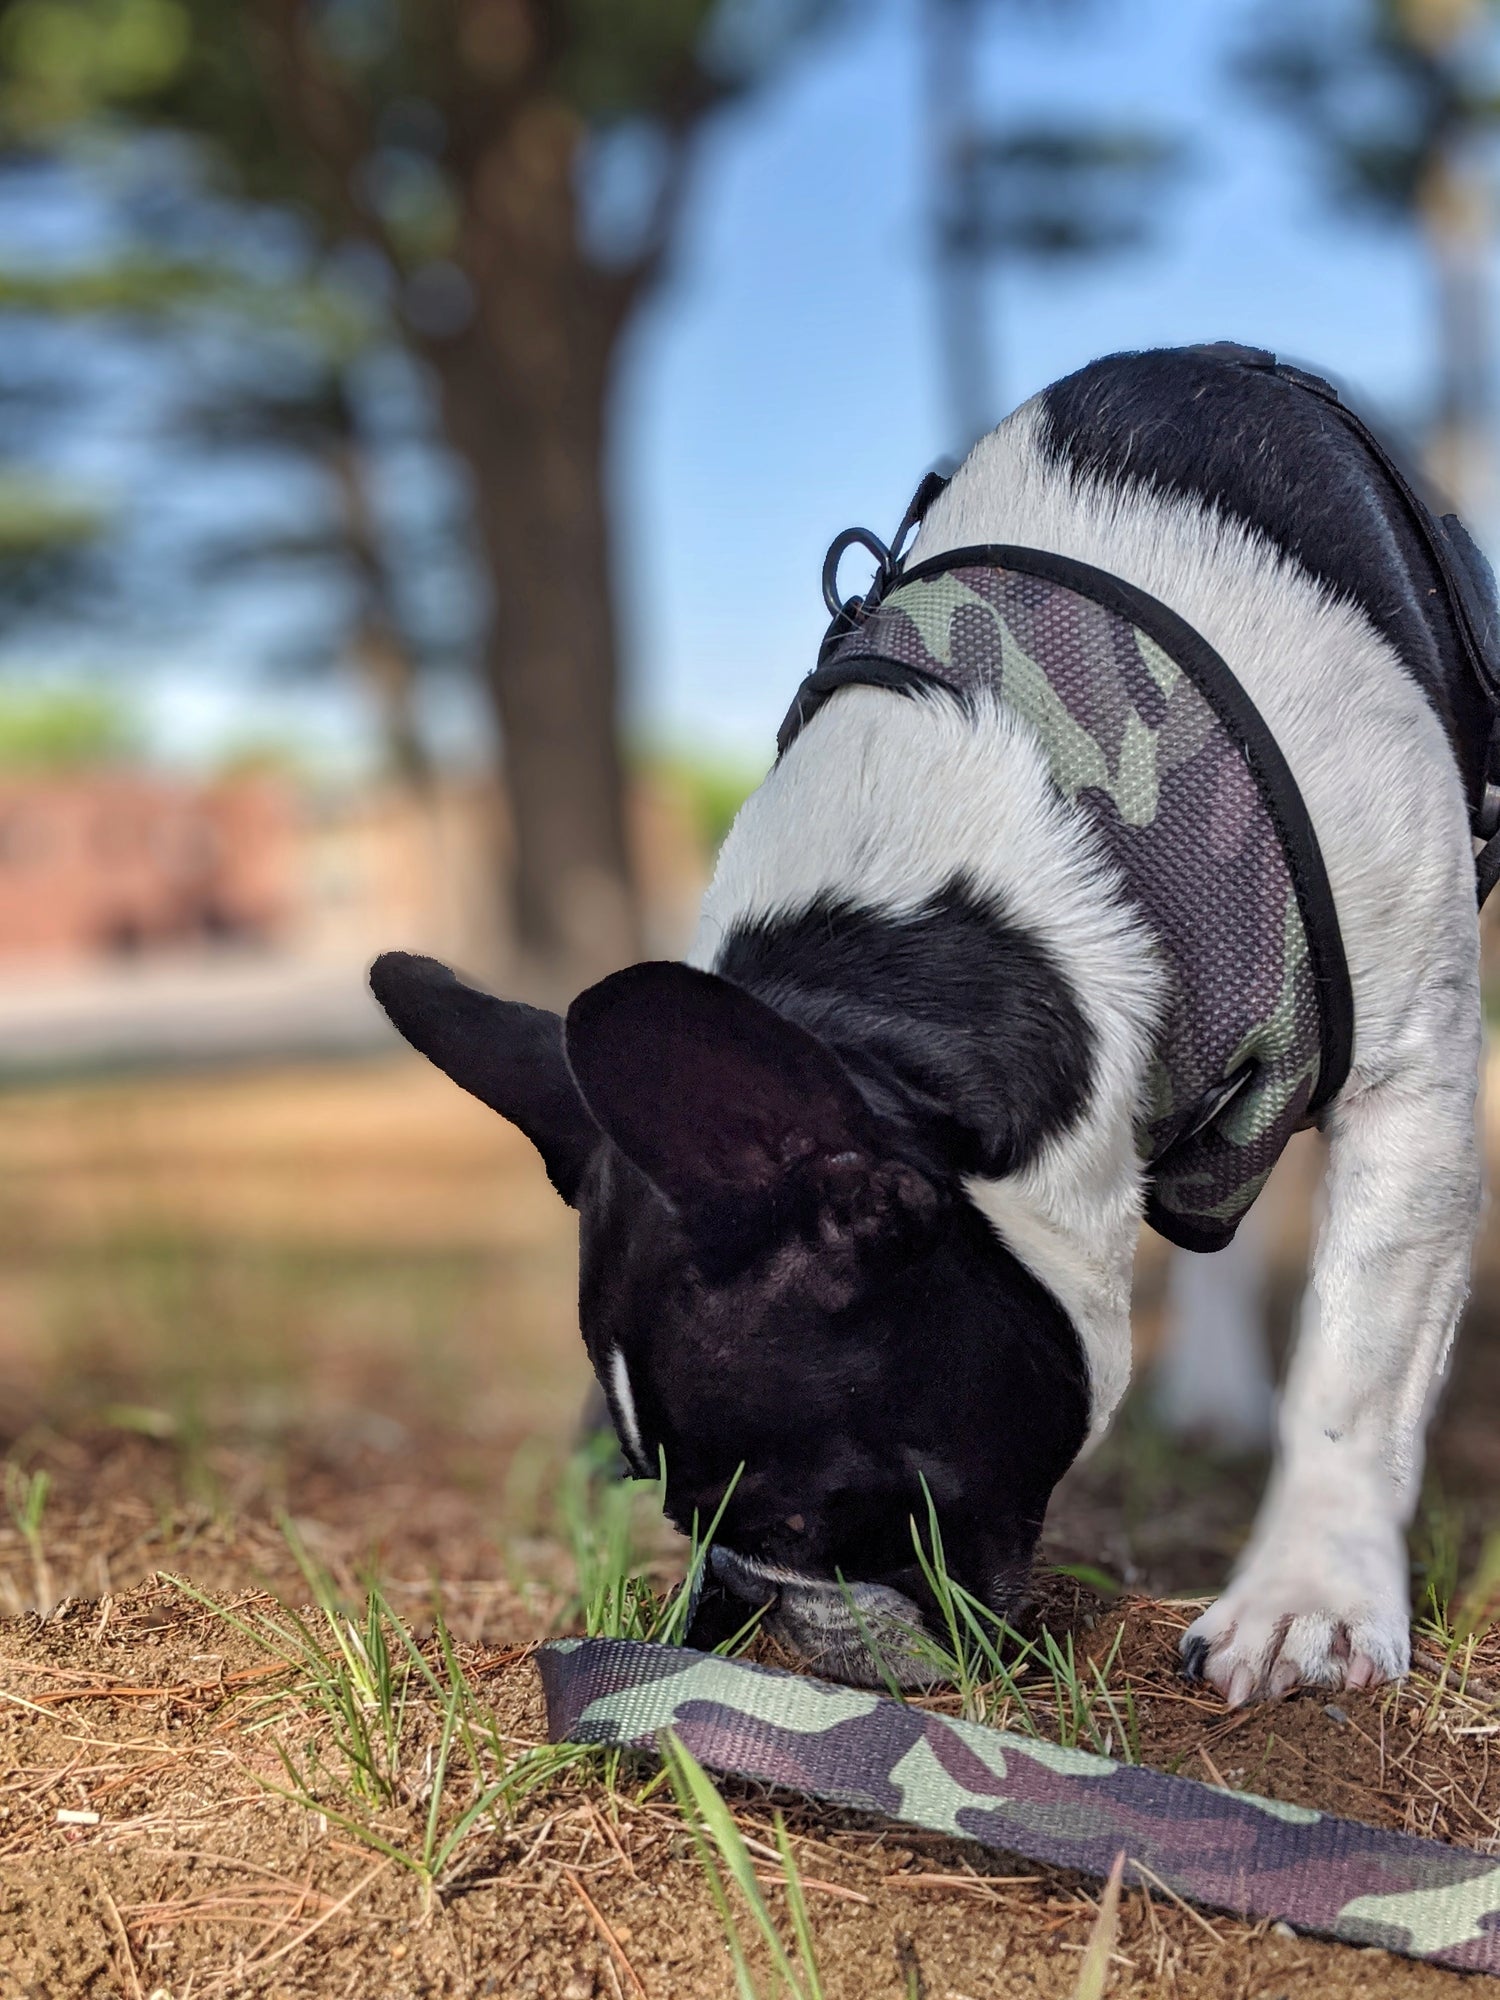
[243, 0, 398, 261]
[591, 58, 736, 339]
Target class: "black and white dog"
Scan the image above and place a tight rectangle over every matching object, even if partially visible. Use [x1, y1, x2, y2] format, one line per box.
[373, 345, 1493, 1706]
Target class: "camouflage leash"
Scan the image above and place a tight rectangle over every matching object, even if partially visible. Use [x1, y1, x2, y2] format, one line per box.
[539, 1638, 1500, 1975]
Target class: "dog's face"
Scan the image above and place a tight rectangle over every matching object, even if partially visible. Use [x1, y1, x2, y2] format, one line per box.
[370, 951, 1090, 1683]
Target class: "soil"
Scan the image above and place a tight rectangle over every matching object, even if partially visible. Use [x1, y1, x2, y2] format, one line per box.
[4, 1572, 1496, 2000]
[4, 1059, 1500, 1997]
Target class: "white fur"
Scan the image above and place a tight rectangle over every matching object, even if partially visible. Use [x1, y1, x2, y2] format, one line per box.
[697, 394, 1483, 1701]
[916, 402, 1481, 1698]
[693, 691, 1164, 1436]
[608, 1346, 647, 1468]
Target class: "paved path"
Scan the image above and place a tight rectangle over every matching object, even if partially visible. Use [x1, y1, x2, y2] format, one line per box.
[0, 952, 394, 1076]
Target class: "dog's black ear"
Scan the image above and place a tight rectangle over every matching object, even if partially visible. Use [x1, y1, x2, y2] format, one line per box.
[370, 952, 599, 1204]
[564, 961, 935, 1265]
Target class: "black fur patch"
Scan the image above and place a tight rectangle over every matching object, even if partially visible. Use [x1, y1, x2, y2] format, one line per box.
[715, 875, 1094, 1179]
[369, 952, 598, 1202]
[1039, 346, 1493, 806]
[576, 1138, 1092, 1625]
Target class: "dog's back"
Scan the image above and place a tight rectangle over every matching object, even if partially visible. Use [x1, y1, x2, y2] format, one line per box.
[904, 349, 1478, 1107]
[1035, 347, 1492, 803]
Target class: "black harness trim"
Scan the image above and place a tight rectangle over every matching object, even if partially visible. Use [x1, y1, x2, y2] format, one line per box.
[781, 543, 1356, 1131]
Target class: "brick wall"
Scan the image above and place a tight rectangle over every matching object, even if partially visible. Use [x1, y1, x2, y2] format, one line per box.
[0, 773, 295, 962]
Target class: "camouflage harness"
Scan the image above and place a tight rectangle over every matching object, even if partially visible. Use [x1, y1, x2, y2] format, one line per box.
[542, 1637, 1500, 1975]
[778, 539, 1353, 1251]
[771, 346, 1500, 1249]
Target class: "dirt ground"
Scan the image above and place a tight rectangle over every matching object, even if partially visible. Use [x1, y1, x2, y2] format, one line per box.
[5, 1056, 1500, 1998]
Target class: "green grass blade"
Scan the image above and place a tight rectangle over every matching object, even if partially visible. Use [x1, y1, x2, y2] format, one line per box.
[661, 1730, 812, 1997]
[1070, 1848, 1125, 2000]
[659, 1732, 763, 2000]
[772, 1812, 825, 2000]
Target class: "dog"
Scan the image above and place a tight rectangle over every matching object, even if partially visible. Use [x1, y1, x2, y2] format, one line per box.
[372, 344, 1495, 1705]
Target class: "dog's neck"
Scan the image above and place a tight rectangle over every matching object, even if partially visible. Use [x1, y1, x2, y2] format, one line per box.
[709, 879, 1096, 1183]
[691, 680, 1163, 1439]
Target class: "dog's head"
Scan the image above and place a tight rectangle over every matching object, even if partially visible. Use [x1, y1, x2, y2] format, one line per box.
[370, 950, 1090, 1683]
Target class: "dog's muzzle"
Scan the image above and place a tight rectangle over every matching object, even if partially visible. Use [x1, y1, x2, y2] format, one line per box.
[685, 1547, 941, 1689]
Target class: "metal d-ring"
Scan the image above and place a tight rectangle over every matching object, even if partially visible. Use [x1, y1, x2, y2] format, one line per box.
[822, 525, 893, 618]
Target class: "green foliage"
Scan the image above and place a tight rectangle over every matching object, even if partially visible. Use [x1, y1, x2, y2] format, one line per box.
[5, 1460, 50, 1539]
[0, 478, 103, 554]
[0, 486, 110, 642]
[641, 746, 764, 855]
[951, 120, 1184, 259]
[1236, 0, 1500, 224]
[0, 0, 191, 135]
[171, 1526, 593, 1898]
[0, 259, 376, 354]
[0, 0, 827, 264]
[0, 684, 137, 768]
[560, 0, 721, 118]
[660, 1728, 826, 2000]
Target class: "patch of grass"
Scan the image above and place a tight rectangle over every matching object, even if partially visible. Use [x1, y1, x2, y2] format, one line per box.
[553, 1440, 759, 1651]
[1414, 1492, 1465, 1644]
[162, 1446, 763, 1901]
[660, 1727, 825, 2000]
[1454, 1529, 1500, 1642]
[1048, 1561, 1123, 1597]
[848, 1482, 1141, 1761]
[171, 1526, 590, 1902]
[1408, 1496, 1500, 1726]
[3, 1460, 53, 1613]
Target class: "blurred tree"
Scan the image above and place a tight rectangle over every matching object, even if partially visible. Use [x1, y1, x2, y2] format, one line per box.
[0, 684, 137, 767]
[0, 0, 834, 983]
[0, 475, 104, 614]
[1239, 0, 1500, 511]
[0, 244, 461, 791]
[175, 332, 459, 797]
[923, 0, 1181, 450]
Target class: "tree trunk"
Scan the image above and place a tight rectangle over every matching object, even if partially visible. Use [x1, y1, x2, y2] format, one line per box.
[923, 0, 994, 454]
[326, 432, 434, 794]
[1420, 151, 1493, 519]
[424, 110, 643, 996]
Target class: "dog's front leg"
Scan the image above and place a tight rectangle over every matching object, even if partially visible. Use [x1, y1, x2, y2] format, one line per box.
[1181, 1045, 1481, 1705]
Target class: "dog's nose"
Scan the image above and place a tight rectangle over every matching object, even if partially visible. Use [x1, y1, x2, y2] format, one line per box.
[683, 1558, 778, 1650]
[766, 1579, 942, 1688]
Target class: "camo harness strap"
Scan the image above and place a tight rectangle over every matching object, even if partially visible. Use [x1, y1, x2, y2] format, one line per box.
[780, 542, 1352, 1252]
[540, 1638, 1500, 1975]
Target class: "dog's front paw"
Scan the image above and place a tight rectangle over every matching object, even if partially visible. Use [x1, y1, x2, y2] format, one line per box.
[1179, 1555, 1410, 1706]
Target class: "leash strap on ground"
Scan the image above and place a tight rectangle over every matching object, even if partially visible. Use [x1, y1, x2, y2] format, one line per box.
[539, 1637, 1500, 1975]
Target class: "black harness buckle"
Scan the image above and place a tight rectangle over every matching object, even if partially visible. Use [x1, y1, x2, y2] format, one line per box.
[821, 525, 894, 621]
[818, 468, 953, 663]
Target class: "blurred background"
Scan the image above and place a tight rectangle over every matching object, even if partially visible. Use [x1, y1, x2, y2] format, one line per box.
[2, 0, 1500, 1625]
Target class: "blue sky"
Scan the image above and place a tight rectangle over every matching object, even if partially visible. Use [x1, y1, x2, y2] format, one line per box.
[616, 0, 1437, 761]
[0, 0, 1462, 772]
